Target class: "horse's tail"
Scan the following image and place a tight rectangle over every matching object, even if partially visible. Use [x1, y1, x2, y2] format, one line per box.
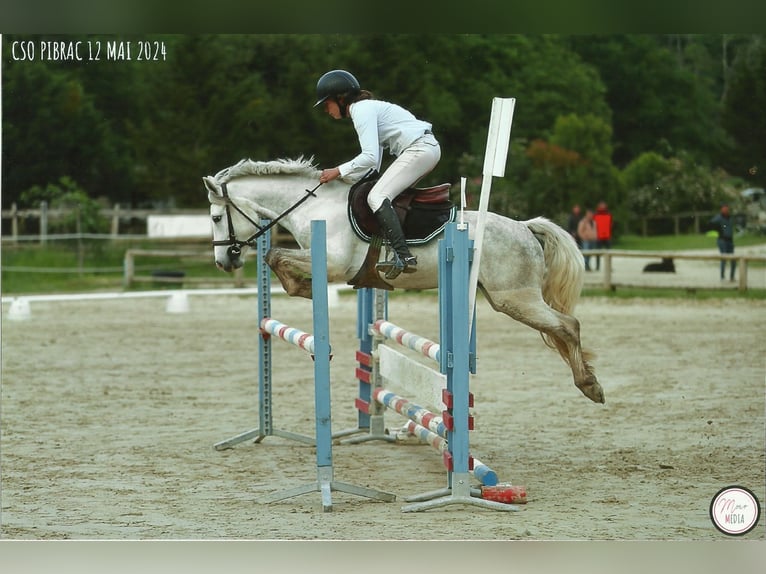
[524, 216, 584, 317]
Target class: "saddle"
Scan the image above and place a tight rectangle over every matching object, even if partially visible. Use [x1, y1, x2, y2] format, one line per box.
[346, 172, 455, 290]
[347, 173, 455, 244]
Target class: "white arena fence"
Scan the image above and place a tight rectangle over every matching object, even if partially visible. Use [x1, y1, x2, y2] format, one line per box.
[1, 226, 296, 289]
[2, 285, 345, 322]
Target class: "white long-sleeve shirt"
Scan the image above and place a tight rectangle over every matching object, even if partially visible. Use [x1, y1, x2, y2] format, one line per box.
[338, 99, 433, 183]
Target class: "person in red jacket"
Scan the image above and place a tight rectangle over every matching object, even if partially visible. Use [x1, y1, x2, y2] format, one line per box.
[592, 201, 613, 271]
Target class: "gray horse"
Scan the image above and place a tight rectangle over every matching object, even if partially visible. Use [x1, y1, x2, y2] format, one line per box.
[204, 157, 604, 404]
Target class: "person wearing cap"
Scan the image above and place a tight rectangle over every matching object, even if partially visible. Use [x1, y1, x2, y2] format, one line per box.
[709, 203, 736, 281]
[314, 69, 441, 279]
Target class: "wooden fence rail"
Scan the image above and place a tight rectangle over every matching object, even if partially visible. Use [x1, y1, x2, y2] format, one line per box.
[633, 211, 718, 236]
[1, 202, 294, 245]
[122, 249, 245, 288]
[1, 202, 207, 240]
[583, 249, 766, 292]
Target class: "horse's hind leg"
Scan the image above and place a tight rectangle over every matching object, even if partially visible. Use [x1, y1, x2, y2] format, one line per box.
[483, 287, 605, 404]
[265, 248, 313, 299]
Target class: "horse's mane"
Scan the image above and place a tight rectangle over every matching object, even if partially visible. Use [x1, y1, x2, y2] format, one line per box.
[213, 156, 319, 184]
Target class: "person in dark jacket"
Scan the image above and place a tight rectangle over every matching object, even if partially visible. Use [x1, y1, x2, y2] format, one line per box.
[567, 204, 583, 248]
[710, 204, 736, 281]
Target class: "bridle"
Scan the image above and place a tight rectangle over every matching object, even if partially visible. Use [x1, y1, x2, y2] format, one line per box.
[211, 180, 322, 260]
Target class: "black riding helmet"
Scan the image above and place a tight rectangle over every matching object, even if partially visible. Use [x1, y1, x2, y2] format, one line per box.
[313, 70, 360, 107]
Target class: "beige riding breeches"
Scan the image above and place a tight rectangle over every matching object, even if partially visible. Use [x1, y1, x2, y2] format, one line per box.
[367, 133, 441, 212]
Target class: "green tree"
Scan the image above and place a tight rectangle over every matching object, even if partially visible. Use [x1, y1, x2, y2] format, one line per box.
[371, 35, 614, 215]
[129, 35, 338, 207]
[517, 114, 621, 219]
[523, 139, 584, 217]
[2, 46, 120, 208]
[5, 33, 752, 222]
[622, 152, 675, 215]
[569, 35, 728, 167]
[720, 35, 766, 189]
[550, 113, 621, 208]
[20, 176, 108, 234]
[623, 151, 727, 220]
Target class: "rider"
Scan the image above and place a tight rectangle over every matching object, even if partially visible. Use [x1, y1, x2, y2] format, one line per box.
[315, 69, 441, 279]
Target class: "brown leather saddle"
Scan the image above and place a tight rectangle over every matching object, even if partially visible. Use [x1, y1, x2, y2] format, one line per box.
[346, 173, 455, 290]
[347, 175, 455, 244]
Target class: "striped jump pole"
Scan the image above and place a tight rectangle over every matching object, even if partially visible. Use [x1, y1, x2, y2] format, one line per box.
[338, 309, 446, 444]
[402, 421, 498, 487]
[371, 320, 441, 363]
[373, 388, 449, 441]
[260, 318, 316, 355]
[373, 388, 499, 487]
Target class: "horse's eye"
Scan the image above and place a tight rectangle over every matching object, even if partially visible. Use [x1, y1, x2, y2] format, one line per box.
[212, 215, 222, 223]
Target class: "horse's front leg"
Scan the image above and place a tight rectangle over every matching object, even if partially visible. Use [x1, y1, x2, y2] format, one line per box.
[265, 247, 313, 299]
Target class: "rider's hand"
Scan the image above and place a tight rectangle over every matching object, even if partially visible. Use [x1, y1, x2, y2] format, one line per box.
[319, 167, 340, 184]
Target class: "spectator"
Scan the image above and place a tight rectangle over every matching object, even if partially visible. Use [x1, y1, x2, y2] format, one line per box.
[577, 208, 598, 271]
[592, 201, 613, 271]
[567, 204, 583, 248]
[709, 204, 736, 281]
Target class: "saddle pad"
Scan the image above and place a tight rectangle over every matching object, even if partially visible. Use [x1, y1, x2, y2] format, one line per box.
[347, 180, 456, 245]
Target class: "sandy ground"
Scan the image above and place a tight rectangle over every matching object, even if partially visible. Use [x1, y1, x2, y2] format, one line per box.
[1, 250, 765, 541]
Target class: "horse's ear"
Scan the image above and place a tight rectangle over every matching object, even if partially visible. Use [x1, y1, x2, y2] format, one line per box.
[203, 176, 221, 201]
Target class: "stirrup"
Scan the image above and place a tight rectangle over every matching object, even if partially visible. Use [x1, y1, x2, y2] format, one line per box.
[402, 255, 417, 274]
[376, 254, 417, 280]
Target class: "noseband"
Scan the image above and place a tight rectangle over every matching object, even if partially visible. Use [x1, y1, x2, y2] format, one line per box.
[211, 181, 322, 260]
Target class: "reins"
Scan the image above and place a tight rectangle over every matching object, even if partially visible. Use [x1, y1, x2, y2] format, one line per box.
[212, 180, 323, 258]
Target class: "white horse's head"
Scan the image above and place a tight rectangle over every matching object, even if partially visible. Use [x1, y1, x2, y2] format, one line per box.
[204, 175, 263, 272]
[204, 157, 322, 272]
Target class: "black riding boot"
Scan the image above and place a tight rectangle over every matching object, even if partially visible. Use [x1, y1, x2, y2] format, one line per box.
[374, 199, 417, 279]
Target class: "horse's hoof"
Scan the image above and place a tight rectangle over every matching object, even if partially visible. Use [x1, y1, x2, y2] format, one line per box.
[577, 379, 605, 404]
[287, 278, 313, 299]
[296, 287, 313, 299]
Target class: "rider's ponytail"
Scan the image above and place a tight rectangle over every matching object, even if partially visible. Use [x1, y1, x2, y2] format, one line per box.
[339, 89, 374, 117]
